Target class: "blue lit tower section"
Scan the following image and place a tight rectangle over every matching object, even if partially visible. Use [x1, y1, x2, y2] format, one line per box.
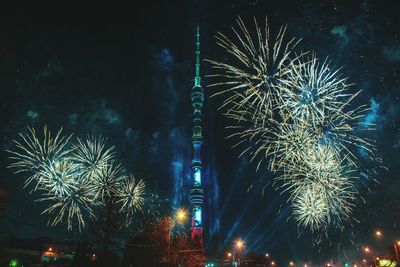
[189, 25, 204, 248]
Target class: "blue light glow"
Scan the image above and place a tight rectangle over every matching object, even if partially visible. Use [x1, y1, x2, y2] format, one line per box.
[194, 209, 202, 225]
[194, 168, 201, 185]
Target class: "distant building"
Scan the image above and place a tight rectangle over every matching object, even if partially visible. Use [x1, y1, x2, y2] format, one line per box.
[0, 238, 75, 266]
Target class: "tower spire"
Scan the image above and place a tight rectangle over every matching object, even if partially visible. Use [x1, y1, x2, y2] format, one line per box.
[195, 25, 201, 87]
[190, 24, 205, 248]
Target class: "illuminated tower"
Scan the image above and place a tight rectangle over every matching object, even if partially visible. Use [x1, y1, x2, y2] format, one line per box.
[189, 25, 204, 248]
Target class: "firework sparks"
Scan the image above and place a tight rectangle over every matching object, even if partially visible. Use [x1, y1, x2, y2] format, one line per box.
[279, 144, 357, 232]
[117, 175, 145, 225]
[89, 160, 125, 202]
[279, 55, 353, 125]
[207, 16, 300, 123]
[7, 126, 73, 189]
[208, 16, 380, 234]
[38, 159, 79, 197]
[7, 126, 147, 231]
[72, 136, 116, 179]
[40, 176, 95, 231]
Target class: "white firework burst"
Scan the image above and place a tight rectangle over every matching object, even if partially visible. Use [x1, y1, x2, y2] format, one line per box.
[291, 182, 328, 232]
[117, 175, 145, 225]
[280, 144, 357, 232]
[279, 55, 354, 125]
[89, 161, 125, 202]
[40, 176, 95, 231]
[7, 126, 73, 188]
[38, 159, 80, 197]
[72, 136, 116, 179]
[207, 16, 300, 122]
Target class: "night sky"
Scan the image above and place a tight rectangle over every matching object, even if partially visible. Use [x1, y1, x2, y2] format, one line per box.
[0, 0, 400, 264]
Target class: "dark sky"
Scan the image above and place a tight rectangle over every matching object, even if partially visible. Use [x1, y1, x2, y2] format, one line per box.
[0, 0, 400, 265]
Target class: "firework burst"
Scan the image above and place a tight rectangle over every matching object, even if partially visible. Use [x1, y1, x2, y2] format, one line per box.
[40, 176, 95, 231]
[117, 175, 145, 225]
[279, 55, 376, 165]
[7, 126, 73, 188]
[38, 159, 80, 197]
[208, 16, 380, 235]
[207, 16, 300, 122]
[279, 144, 357, 232]
[7, 127, 147, 231]
[72, 136, 116, 179]
[89, 160, 125, 202]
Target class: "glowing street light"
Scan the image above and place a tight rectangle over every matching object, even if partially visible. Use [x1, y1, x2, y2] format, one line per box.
[394, 241, 400, 263]
[232, 238, 245, 267]
[375, 230, 382, 238]
[289, 261, 294, 266]
[266, 253, 270, 257]
[271, 261, 276, 266]
[235, 239, 245, 250]
[363, 246, 376, 267]
[227, 252, 232, 257]
[175, 208, 188, 224]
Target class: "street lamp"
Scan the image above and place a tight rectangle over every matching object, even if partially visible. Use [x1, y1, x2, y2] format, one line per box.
[394, 241, 400, 264]
[289, 261, 294, 266]
[232, 239, 245, 266]
[363, 246, 376, 267]
[271, 261, 276, 266]
[375, 230, 382, 238]
[266, 253, 270, 257]
[175, 208, 188, 224]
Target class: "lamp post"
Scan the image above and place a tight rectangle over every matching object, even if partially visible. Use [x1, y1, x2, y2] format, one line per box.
[393, 241, 400, 264]
[232, 239, 245, 266]
[364, 246, 376, 267]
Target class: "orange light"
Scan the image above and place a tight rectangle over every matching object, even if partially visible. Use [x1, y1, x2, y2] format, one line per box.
[364, 247, 371, 253]
[375, 230, 382, 237]
[175, 208, 188, 224]
[304, 264, 308, 267]
[376, 257, 380, 261]
[48, 247, 53, 252]
[397, 241, 400, 246]
[227, 252, 232, 257]
[289, 261, 294, 266]
[235, 239, 245, 250]
[271, 261, 276, 266]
